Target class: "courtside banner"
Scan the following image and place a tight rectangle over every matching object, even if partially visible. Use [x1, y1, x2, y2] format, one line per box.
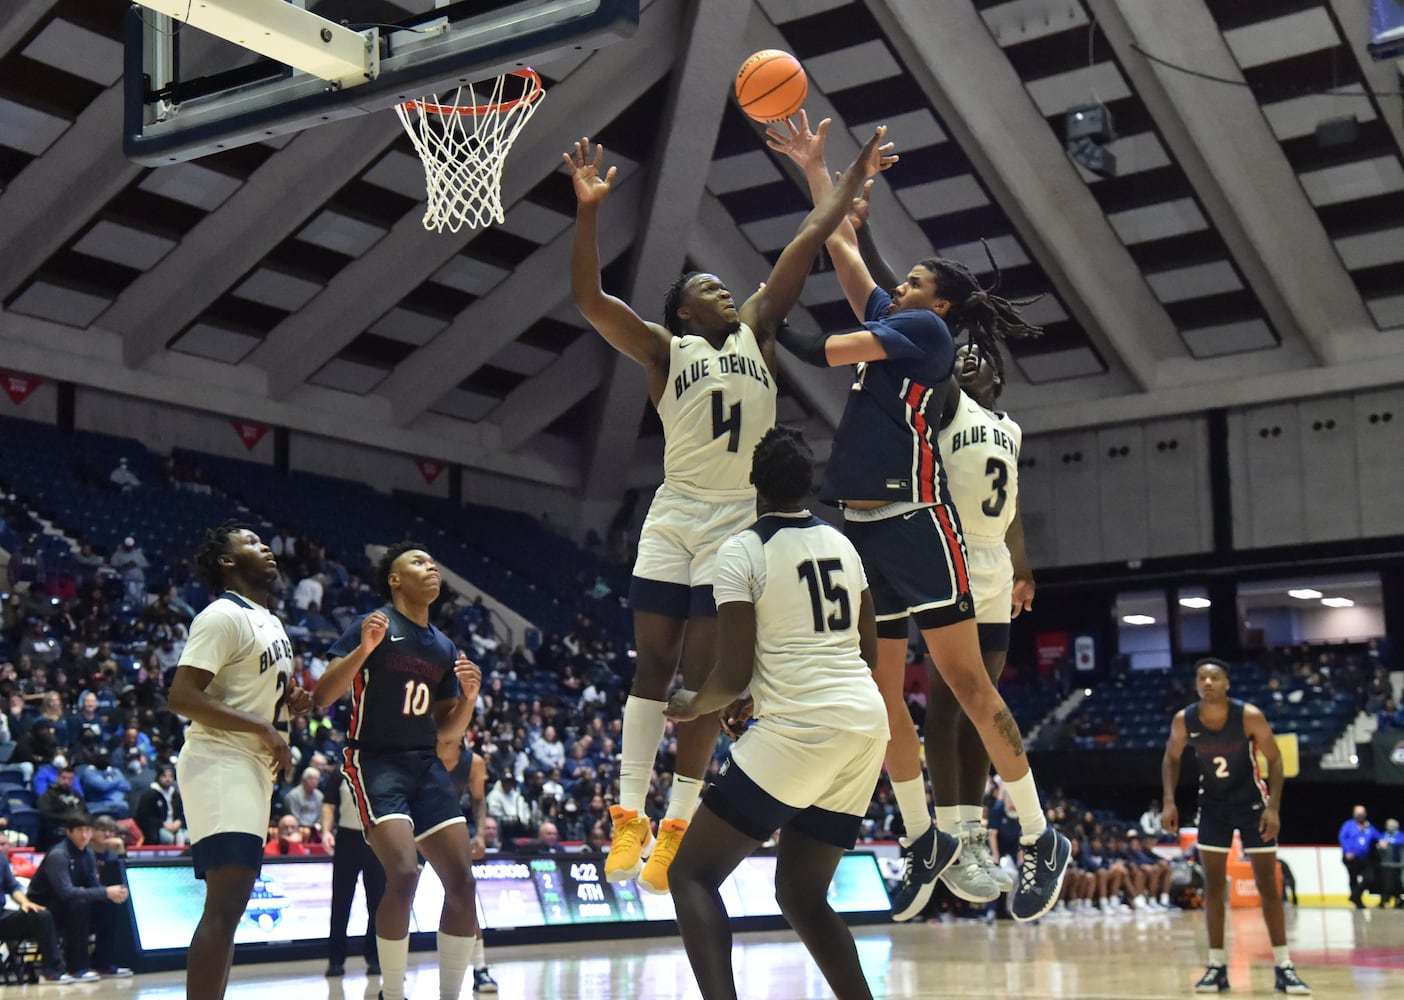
[1373, 728, 1404, 784]
[1370, 0, 1404, 59]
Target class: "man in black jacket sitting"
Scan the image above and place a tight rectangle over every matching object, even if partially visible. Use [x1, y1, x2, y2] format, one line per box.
[26, 812, 131, 980]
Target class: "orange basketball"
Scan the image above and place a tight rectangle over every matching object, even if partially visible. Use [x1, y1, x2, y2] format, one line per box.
[735, 49, 807, 123]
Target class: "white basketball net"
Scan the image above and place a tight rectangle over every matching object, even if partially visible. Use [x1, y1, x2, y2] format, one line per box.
[395, 70, 545, 234]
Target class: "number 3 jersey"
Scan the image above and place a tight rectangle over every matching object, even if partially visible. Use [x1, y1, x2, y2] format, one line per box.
[713, 511, 887, 739]
[942, 390, 1022, 544]
[657, 322, 776, 502]
[180, 592, 294, 761]
[328, 606, 460, 753]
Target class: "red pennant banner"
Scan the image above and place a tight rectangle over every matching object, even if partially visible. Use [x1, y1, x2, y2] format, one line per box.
[416, 458, 445, 484]
[1, 370, 41, 406]
[231, 419, 269, 450]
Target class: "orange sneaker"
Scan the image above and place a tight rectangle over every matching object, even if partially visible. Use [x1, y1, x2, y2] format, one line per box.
[639, 818, 688, 895]
[605, 805, 654, 883]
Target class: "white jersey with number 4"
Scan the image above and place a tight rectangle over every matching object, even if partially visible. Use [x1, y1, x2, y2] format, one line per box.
[180, 592, 294, 761]
[942, 390, 1022, 544]
[657, 322, 776, 502]
[713, 511, 888, 738]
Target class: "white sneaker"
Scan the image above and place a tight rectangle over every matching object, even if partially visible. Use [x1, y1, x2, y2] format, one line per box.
[962, 823, 1014, 893]
[939, 829, 1001, 903]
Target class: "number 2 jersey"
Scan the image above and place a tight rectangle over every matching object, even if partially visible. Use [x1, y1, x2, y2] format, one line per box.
[180, 592, 294, 761]
[328, 606, 460, 754]
[656, 322, 776, 502]
[942, 390, 1022, 544]
[1183, 699, 1267, 807]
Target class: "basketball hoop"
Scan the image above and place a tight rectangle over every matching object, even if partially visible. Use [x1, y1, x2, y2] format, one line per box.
[395, 69, 546, 234]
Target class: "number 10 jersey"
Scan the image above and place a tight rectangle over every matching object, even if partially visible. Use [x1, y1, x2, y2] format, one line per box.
[941, 390, 1022, 544]
[329, 606, 460, 754]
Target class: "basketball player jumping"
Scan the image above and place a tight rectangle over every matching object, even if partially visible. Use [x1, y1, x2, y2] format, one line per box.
[565, 127, 895, 893]
[317, 543, 483, 1000]
[1162, 659, 1310, 995]
[848, 182, 1038, 904]
[168, 522, 310, 1000]
[766, 111, 1068, 922]
[667, 425, 887, 1000]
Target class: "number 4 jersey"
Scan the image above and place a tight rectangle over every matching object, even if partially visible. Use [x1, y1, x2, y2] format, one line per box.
[329, 606, 460, 753]
[713, 511, 887, 738]
[657, 322, 776, 502]
[942, 390, 1022, 543]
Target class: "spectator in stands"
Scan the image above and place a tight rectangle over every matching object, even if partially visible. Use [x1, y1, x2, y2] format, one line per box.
[527, 821, 566, 854]
[0, 843, 71, 984]
[36, 765, 85, 846]
[109, 458, 141, 494]
[27, 810, 132, 979]
[283, 767, 324, 833]
[531, 725, 566, 773]
[1340, 805, 1381, 908]
[1125, 830, 1172, 909]
[69, 692, 110, 747]
[77, 749, 131, 819]
[1378, 697, 1404, 731]
[134, 764, 187, 846]
[292, 573, 324, 613]
[0, 710, 13, 766]
[1139, 799, 1165, 839]
[108, 538, 148, 603]
[5, 692, 32, 742]
[265, 815, 309, 857]
[479, 816, 500, 853]
[295, 602, 338, 642]
[485, 771, 531, 841]
[15, 720, 59, 788]
[1364, 670, 1393, 715]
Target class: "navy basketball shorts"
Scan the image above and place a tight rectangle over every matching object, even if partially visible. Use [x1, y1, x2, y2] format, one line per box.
[344, 748, 465, 841]
[1195, 798, 1276, 853]
[844, 503, 976, 638]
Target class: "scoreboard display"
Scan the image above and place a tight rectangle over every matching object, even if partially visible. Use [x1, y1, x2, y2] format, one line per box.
[123, 850, 890, 968]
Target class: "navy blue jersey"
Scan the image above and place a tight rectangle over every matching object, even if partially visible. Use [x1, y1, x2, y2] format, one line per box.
[328, 605, 460, 753]
[1184, 699, 1267, 807]
[820, 287, 957, 506]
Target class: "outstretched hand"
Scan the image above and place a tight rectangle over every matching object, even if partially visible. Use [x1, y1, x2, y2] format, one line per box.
[766, 110, 829, 172]
[563, 137, 617, 205]
[852, 125, 898, 179]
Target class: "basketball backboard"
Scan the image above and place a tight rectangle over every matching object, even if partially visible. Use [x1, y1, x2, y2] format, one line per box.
[124, 0, 639, 165]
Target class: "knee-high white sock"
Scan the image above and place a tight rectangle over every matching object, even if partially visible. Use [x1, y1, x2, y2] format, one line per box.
[956, 804, 985, 825]
[619, 696, 668, 813]
[1005, 772, 1048, 842]
[472, 934, 486, 971]
[891, 777, 931, 840]
[377, 935, 410, 1000]
[437, 930, 473, 999]
[664, 774, 704, 823]
[934, 806, 960, 831]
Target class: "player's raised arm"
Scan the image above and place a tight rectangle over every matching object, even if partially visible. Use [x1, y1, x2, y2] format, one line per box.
[743, 126, 896, 338]
[1161, 710, 1188, 834]
[314, 611, 387, 708]
[566, 138, 671, 377]
[1244, 704, 1285, 839]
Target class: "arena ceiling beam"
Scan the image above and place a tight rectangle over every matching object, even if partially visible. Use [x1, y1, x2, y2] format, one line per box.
[1328, 0, 1404, 202]
[870, 0, 1182, 393]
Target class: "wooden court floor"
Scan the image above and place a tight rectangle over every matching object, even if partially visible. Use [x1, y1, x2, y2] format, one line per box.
[19, 907, 1403, 998]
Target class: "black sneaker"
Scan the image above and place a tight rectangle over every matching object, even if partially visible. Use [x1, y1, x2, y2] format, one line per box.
[1194, 965, 1229, 993]
[1008, 828, 1071, 922]
[473, 967, 499, 993]
[889, 825, 961, 922]
[325, 964, 345, 977]
[1275, 965, 1311, 995]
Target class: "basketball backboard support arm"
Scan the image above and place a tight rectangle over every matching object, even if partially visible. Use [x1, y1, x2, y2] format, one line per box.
[124, 0, 639, 166]
[133, 0, 376, 87]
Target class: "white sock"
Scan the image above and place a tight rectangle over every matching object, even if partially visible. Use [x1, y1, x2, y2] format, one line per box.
[665, 774, 704, 823]
[619, 696, 668, 812]
[1273, 945, 1291, 967]
[934, 806, 960, 831]
[1005, 772, 1048, 842]
[472, 935, 486, 971]
[956, 804, 984, 825]
[891, 777, 931, 840]
[377, 935, 410, 1000]
[1159, 892, 1170, 906]
[438, 930, 473, 999]
[1209, 948, 1227, 967]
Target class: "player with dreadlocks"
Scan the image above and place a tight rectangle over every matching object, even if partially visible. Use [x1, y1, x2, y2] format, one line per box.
[565, 130, 895, 894]
[766, 112, 1067, 923]
[169, 521, 309, 1000]
[841, 181, 1045, 906]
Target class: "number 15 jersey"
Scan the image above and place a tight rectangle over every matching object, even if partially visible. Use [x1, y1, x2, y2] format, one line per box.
[942, 390, 1022, 544]
[329, 606, 460, 754]
[657, 323, 776, 502]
